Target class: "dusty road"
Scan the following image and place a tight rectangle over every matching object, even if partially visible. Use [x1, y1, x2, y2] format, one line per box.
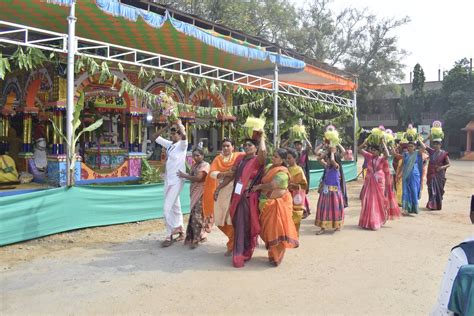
[1, 160, 473, 315]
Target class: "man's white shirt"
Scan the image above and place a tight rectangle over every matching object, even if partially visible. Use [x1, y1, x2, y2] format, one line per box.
[156, 136, 188, 185]
[431, 236, 474, 315]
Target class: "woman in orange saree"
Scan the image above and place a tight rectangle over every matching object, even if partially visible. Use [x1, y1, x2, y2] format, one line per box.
[202, 138, 244, 255]
[254, 148, 299, 267]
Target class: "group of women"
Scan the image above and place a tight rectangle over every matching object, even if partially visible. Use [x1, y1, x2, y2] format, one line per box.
[179, 135, 302, 268]
[357, 134, 450, 231]
[175, 128, 450, 268]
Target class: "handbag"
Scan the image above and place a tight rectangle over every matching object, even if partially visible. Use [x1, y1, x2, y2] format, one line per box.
[292, 186, 305, 206]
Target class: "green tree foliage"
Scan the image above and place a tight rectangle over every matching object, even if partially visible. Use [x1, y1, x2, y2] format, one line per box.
[398, 59, 473, 145]
[412, 63, 425, 97]
[397, 63, 426, 126]
[163, 0, 409, 109]
[162, 0, 298, 46]
[441, 59, 474, 141]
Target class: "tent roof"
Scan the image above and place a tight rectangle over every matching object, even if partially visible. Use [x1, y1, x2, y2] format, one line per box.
[0, 0, 356, 91]
[462, 120, 474, 131]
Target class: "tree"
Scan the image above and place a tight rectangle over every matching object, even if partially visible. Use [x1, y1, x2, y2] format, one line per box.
[161, 0, 298, 46]
[159, 0, 410, 131]
[291, 1, 409, 105]
[396, 63, 427, 127]
[412, 63, 425, 97]
[441, 59, 474, 145]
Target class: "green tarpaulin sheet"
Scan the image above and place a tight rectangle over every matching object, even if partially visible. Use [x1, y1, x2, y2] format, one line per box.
[0, 162, 357, 246]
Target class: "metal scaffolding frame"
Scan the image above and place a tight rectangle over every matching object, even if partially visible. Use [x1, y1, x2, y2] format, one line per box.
[0, 20, 354, 108]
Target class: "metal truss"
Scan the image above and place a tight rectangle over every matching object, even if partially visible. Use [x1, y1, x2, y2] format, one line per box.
[0, 20, 354, 108]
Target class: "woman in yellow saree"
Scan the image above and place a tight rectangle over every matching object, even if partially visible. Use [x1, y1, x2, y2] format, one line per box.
[253, 148, 299, 267]
[286, 148, 308, 236]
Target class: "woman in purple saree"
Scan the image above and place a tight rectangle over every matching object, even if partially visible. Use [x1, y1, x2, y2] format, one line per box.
[425, 140, 450, 210]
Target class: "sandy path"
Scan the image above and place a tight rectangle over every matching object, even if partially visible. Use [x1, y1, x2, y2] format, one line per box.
[1, 160, 473, 315]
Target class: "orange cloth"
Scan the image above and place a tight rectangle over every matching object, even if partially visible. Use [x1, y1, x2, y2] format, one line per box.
[259, 166, 299, 266]
[218, 224, 234, 252]
[202, 152, 244, 217]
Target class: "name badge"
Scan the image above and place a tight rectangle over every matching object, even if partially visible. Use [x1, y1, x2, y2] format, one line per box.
[234, 181, 243, 195]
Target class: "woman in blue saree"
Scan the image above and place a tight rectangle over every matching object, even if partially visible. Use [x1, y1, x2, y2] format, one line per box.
[400, 141, 425, 215]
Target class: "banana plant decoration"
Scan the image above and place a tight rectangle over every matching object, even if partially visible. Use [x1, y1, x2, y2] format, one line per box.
[50, 91, 103, 187]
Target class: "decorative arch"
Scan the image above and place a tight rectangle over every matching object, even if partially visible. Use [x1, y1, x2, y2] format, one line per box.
[144, 78, 185, 104]
[189, 87, 226, 108]
[24, 68, 53, 109]
[1, 78, 22, 113]
[74, 71, 134, 108]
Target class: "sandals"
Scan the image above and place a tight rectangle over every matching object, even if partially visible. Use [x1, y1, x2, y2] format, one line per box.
[161, 239, 173, 248]
[161, 232, 184, 248]
[316, 229, 325, 235]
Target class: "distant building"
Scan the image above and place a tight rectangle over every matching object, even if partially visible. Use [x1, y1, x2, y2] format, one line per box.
[359, 80, 442, 129]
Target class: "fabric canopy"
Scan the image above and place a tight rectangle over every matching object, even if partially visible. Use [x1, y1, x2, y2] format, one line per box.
[0, 0, 356, 90]
[0, 0, 304, 72]
[248, 64, 357, 91]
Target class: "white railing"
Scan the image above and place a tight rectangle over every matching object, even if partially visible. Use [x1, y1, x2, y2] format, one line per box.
[0, 20, 354, 108]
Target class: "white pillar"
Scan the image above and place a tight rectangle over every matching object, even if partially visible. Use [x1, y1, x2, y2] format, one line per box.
[66, 0, 76, 186]
[352, 83, 358, 161]
[273, 52, 279, 148]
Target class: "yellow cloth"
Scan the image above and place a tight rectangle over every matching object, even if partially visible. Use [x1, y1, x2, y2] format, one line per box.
[0, 155, 19, 183]
[395, 159, 403, 206]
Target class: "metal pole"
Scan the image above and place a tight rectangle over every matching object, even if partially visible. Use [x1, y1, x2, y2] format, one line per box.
[352, 79, 358, 162]
[273, 51, 279, 148]
[66, 1, 76, 186]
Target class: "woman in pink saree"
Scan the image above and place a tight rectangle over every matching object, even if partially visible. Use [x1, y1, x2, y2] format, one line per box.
[215, 135, 266, 268]
[358, 139, 399, 230]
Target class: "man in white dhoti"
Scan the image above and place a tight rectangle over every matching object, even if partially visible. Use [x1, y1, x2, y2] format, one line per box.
[152, 120, 188, 247]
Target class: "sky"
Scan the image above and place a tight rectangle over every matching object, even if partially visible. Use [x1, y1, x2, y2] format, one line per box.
[293, 0, 473, 82]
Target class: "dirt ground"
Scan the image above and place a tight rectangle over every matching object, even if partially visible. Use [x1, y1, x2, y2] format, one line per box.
[1, 160, 473, 315]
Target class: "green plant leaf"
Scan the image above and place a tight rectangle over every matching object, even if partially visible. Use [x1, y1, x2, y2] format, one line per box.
[138, 66, 146, 79]
[49, 119, 69, 147]
[75, 58, 85, 74]
[186, 76, 194, 92]
[99, 61, 111, 84]
[75, 118, 103, 144]
[210, 81, 217, 94]
[89, 60, 99, 75]
[118, 62, 124, 73]
[118, 81, 126, 96]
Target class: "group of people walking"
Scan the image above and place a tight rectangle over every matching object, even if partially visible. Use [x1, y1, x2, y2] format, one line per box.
[152, 120, 450, 268]
[357, 124, 451, 231]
